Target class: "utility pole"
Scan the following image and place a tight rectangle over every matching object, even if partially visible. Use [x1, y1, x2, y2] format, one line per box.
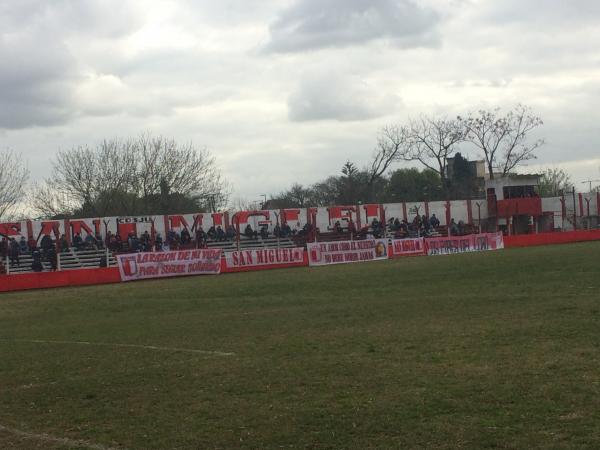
[571, 187, 577, 230]
[581, 179, 600, 193]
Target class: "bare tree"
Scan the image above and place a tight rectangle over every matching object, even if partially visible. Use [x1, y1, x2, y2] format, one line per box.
[0, 149, 29, 220]
[32, 142, 135, 217]
[460, 104, 544, 179]
[370, 116, 465, 191]
[32, 134, 230, 218]
[369, 125, 407, 185]
[402, 116, 466, 189]
[29, 182, 75, 218]
[229, 196, 255, 211]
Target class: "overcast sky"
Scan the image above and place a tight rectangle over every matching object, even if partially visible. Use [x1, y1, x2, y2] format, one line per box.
[2, 0, 600, 202]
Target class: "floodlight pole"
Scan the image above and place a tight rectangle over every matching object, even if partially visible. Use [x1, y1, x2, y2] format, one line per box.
[581, 179, 600, 193]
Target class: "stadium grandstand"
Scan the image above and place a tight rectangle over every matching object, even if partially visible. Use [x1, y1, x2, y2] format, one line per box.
[1, 176, 598, 275]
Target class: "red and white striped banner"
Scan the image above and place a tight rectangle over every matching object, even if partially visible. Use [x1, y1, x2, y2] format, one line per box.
[307, 239, 389, 266]
[391, 238, 425, 257]
[117, 249, 221, 281]
[224, 247, 305, 269]
[426, 232, 504, 256]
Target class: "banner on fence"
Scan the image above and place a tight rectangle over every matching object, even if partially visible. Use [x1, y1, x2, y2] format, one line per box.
[117, 249, 222, 281]
[426, 232, 504, 256]
[224, 247, 305, 269]
[307, 239, 389, 266]
[391, 238, 425, 257]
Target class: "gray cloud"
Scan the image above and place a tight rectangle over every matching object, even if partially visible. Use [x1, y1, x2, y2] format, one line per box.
[0, 0, 142, 129]
[2, 0, 600, 199]
[288, 71, 399, 122]
[0, 33, 76, 128]
[481, 0, 600, 26]
[265, 0, 440, 53]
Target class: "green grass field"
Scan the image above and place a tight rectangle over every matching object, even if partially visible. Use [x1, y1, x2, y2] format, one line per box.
[1, 242, 599, 449]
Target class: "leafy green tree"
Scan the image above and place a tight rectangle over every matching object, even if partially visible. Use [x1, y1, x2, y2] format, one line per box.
[538, 168, 572, 197]
[384, 168, 444, 202]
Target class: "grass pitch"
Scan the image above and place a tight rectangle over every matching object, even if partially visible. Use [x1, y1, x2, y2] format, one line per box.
[1, 242, 599, 449]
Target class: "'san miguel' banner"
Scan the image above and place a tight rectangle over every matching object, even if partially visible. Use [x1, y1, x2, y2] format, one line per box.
[307, 239, 389, 266]
[117, 249, 221, 281]
[426, 232, 504, 256]
[225, 248, 305, 269]
[391, 238, 425, 257]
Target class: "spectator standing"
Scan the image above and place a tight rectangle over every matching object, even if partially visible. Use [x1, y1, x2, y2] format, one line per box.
[207, 226, 217, 241]
[216, 226, 226, 241]
[180, 229, 191, 245]
[47, 246, 58, 271]
[95, 232, 104, 249]
[0, 237, 8, 259]
[27, 236, 37, 254]
[105, 231, 113, 249]
[333, 221, 343, 234]
[273, 223, 281, 238]
[155, 233, 163, 251]
[347, 220, 357, 236]
[114, 233, 122, 251]
[19, 236, 28, 253]
[244, 224, 257, 239]
[84, 233, 96, 250]
[259, 224, 269, 240]
[72, 233, 84, 250]
[449, 218, 459, 235]
[40, 234, 54, 257]
[59, 234, 69, 253]
[9, 239, 20, 266]
[281, 222, 292, 237]
[31, 250, 43, 272]
[225, 225, 236, 241]
[195, 228, 206, 247]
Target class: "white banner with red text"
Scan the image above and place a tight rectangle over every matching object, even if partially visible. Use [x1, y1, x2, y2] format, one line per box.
[224, 247, 305, 269]
[307, 239, 389, 266]
[391, 238, 425, 257]
[426, 232, 504, 256]
[117, 249, 222, 281]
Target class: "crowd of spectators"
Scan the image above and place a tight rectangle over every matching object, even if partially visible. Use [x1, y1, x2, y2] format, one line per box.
[1, 214, 476, 273]
[323, 213, 472, 239]
[99, 221, 299, 254]
[0, 235, 59, 272]
[387, 214, 440, 238]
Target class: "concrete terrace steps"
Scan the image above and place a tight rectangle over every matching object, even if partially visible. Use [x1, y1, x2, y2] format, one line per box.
[204, 237, 297, 253]
[6, 248, 117, 274]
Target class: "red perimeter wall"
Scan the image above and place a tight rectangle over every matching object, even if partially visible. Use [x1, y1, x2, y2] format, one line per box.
[2, 230, 600, 293]
[503, 230, 600, 248]
[0, 255, 309, 293]
[0, 267, 121, 293]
